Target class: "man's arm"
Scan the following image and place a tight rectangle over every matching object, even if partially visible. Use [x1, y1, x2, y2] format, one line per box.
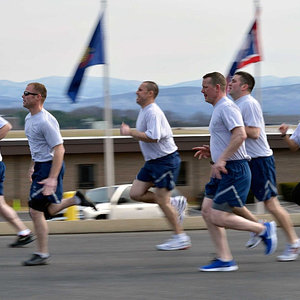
[279, 123, 299, 152]
[282, 135, 299, 152]
[213, 126, 247, 179]
[192, 145, 211, 160]
[38, 143, 65, 196]
[28, 160, 35, 182]
[129, 130, 158, 143]
[120, 122, 157, 143]
[218, 126, 247, 162]
[48, 144, 65, 178]
[0, 122, 12, 140]
[245, 126, 260, 140]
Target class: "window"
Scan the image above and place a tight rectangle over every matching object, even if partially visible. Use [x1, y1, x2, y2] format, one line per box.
[78, 164, 95, 189]
[176, 161, 187, 186]
[118, 186, 138, 204]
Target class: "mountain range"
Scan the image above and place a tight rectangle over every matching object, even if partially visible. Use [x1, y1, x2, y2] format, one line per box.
[0, 76, 300, 120]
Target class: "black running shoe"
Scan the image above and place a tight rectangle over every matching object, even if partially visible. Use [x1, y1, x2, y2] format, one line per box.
[75, 190, 97, 211]
[9, 232, 35, 248]
[23, 254, 50, 266]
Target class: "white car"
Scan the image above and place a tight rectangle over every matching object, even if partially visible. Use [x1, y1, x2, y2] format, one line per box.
[82, 184, 186, 220]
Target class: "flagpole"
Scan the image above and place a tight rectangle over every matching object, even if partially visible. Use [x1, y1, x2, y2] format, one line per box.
[253, 0, 265, 215]
[101, 0, 116, 218]
[254, 0, 262, 108]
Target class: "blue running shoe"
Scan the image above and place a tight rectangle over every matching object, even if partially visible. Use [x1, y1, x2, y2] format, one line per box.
[199, 259, 238, 272]
[260, 221, 277, 255]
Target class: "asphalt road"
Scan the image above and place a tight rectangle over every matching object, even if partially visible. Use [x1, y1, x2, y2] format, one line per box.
[0, 228, 300, 300]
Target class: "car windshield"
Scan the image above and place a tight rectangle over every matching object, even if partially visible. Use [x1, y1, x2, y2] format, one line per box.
[86, 187, 118, 204]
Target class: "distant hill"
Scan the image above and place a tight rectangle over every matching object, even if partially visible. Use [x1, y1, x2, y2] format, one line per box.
[0, 76, 300, 121]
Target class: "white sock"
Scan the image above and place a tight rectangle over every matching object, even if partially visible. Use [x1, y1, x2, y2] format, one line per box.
[173, 233, 186, 239]
[291, 240, 300, 247]
[18, 229, 31, 236]
[218, 257, 232, 262]
[35, 252, 50, 258]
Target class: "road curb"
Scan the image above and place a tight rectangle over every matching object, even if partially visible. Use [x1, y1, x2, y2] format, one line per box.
[1, 213, 300, 235]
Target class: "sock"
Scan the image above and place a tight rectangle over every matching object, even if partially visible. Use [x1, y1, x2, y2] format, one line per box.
[178, 233, 187, 238]
[35, 252, 50, 258]
[259, 226, 266, 236]
[18, 229, 31, 236]
[218, 257, 232, 262]
[172, 233, 187, 240]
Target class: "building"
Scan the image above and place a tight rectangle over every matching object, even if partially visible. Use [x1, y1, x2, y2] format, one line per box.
[1, 134, 299, 207]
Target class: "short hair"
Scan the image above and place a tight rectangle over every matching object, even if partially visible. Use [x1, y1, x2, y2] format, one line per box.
[28, 82, 47, 99]
[234, 71, 255, 92]
[143, 81, 159, 98]
[202, 72, 226, 92]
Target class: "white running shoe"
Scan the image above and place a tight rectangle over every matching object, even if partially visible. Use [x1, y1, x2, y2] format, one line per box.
[170, 196, 187, 225]
[245, 219, 264, 249]
[245, 232, 262, 249]
[277, 239, 300, 262]
[156, 234, 191, 251]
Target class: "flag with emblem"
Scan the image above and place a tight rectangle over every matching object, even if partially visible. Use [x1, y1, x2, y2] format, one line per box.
[67, 14, 105, 102]
[226, 9, 261, 88]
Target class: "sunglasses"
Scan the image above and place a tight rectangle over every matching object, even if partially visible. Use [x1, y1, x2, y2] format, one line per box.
[23, 91, 38, 96]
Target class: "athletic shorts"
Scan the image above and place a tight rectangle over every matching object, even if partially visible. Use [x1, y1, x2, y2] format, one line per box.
[248, 155, 278, 201]
[137, 151, 181, 191]
[205, 160, 251, 213]
[29, 161, 65, 214]
[0, 161, 5, 196]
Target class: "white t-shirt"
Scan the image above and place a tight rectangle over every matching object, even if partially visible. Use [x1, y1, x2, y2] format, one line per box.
[25, 108, 63, 162]
[0, 116, 8, 162]
[209, 97, 250, 163]
[235, 94, 273, 158]
[136, 103, 177, 161]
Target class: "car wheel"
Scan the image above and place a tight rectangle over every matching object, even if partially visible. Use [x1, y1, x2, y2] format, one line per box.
[95, 215, 108, 220]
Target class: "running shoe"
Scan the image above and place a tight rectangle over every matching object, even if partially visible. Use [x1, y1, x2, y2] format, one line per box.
[23, 253, 51, 266]
[245, 232, 262, 249]
[260, 221, 277, 255]
[9, 232, 35, 248]
[156, 234, 191, 251]
[75, 190, 97, 211]
[199, 258, 238, 272]
[277, 239, 300, 262]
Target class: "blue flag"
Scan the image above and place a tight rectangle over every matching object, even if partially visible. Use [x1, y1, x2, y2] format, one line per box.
[67, 14, 105, 102]
[226, 10, 261, 87]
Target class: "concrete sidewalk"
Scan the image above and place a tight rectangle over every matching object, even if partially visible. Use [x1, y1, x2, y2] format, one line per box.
[1, 212, 300, 236]
[1, 200, 300, 235]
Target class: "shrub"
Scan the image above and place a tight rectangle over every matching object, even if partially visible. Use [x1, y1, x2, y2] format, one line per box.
[279, 182, 299, 202]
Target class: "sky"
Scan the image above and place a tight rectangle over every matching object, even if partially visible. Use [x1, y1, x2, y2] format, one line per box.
[1, 0, 300, 86]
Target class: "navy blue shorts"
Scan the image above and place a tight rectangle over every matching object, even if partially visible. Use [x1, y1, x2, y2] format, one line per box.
[29, 161, 65, 214]
[248, 156, 278, 201]
[137, 151, 181, 191]
[205, 160, 251, 212]
[0, 161, 5, 196]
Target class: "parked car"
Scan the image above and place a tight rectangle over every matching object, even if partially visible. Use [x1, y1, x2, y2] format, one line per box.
[52, 184, 187, 221]
[51, 184, 187, 221]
